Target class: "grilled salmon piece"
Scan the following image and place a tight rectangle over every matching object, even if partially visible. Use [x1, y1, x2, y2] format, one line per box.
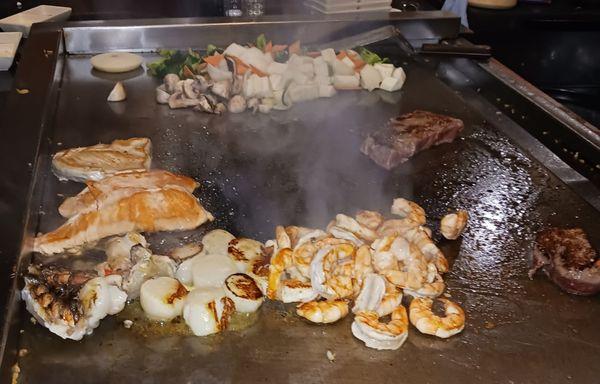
[52, 137, 152, 182]
[34, 186, 214, 255]
[58, 170, 199, 218]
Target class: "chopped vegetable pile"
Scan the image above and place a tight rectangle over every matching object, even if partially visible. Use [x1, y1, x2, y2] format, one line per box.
[151, 35, 407, 115]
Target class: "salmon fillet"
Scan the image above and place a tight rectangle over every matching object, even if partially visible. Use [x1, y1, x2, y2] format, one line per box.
[34, 186, 213, 255]
[52, 137, 152, 182]
[58, 170, 199, 218]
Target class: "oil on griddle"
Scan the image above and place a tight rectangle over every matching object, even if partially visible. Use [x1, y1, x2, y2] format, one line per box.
[17, 45, 600, 384]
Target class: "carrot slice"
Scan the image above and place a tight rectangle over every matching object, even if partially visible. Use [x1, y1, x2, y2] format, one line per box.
[288, 40, 301, 55]
[249, 64, 268, 77]
[265, 41, 273, 53]
[336, 51, 348, 60]
[227, 55, 249, 75]
[203, 53, 224, 67]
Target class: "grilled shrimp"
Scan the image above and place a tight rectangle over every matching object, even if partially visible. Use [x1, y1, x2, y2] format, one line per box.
[409, 297, 465, 338]
[355, 210, 384, 231]
[371, 236, 399, 272]
[402, 227, 449, 274]
[352, 305, 409, 350]
[391, 198, 426, 226]
[376, 284, 403, 317]
[353, 245, 374, 287]
[440, 210, 469, 240]
[267, 248, 293, 299]
[310, 243, 356, 299]
[333, 214, 378, 243]
[296, 299, 349, 324]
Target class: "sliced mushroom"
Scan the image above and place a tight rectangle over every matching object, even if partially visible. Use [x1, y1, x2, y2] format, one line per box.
[193, 94, 217, 114]
[107, 81, 126, 102]
[232, 75, 243, 96]
[156, 85, 170, 104]
[174, 80, 185, 95]
[194, 75, 212, 93]
[168, 92, 200, 109]
[164, 74, 180, 94]
[182, 79, 199, 99]
[212, 80, 232, 99]
[228, 95, 246, 113]
[247, 97, 259, 113]
[214, 103, 227, 115]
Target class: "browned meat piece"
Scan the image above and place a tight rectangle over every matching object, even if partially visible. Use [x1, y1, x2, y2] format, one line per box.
[529, 228, 600, 296]
[360, 110, 464, 170]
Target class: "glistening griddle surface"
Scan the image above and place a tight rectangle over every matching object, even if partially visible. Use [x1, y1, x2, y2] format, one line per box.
[18, 51, 600, 384]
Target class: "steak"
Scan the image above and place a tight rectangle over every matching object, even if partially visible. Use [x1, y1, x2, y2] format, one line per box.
[529, 228, 600, 296]
[360, 110, 464, 170]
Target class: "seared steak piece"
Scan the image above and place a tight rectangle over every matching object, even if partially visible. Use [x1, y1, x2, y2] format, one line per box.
[361, 110, 464, 170]
[529, 228, 600, 296]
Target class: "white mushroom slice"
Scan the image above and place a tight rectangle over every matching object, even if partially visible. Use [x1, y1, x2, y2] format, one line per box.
[168, 92, 200, 109]
[352, 273, 386, 313]
[164, 74, 180, 93]
[140, 277, 187, 321]
[211, 80, 232, 99]
[228, 94, 246, 113]
[207, 64, 233, 81]
[182, 79, 199, 99]
[170, 243, 203, 261]
[183, 288, 234, 336]
[156, 85, 170, 104]
[202, 229, 236, 255]
[359, 64, 382, 92]
[279, 279, 319, 303]
[224, 273, 264, 313]
[228, 238, 264, 272]
[107, 81, 126, 102]
[192, 253, 238, 288]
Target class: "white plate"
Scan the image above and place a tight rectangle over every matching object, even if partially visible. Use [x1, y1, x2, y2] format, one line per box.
[0, 32, 22, 71]
[0, 5, 72, 37]
[305, 0, 391, 13]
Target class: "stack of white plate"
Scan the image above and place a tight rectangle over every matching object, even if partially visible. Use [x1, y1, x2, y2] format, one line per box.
[0, 32, 22, 71]
[0, 5, 71, 38]
[305, 0, 392, 14]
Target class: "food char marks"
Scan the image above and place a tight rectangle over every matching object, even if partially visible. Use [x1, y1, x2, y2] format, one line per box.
[361, 110, 464, 170]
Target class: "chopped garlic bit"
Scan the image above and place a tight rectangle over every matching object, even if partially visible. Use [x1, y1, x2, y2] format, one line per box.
[326, 350, 335, 362]
[123, 319, 133, 329]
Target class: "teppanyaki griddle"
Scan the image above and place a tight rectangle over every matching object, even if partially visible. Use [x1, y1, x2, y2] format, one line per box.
[1, 14, 599, 384]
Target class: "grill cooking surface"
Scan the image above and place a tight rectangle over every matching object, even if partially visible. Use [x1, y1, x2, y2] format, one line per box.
[17, 50, 600, 383]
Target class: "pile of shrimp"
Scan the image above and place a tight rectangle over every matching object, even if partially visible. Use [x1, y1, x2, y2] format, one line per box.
[266, 198, 469, 350]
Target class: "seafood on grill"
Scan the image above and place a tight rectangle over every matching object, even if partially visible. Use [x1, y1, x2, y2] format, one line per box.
[22, 264, 127, 340]
[58, 169, 198, 218]
[25, 229, 268, 339]
[34, 185, 214, 255]
[409, 297, 465, 338]
[52, 137, 152, 182]
[267, 197, 467, 350]
[440, 210, 469, 240]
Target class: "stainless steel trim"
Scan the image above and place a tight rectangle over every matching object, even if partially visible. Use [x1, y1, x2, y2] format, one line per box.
[61, 12, 460, 54]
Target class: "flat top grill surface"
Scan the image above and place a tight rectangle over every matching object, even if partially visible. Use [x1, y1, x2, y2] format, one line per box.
[16, 46, 600, 384]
